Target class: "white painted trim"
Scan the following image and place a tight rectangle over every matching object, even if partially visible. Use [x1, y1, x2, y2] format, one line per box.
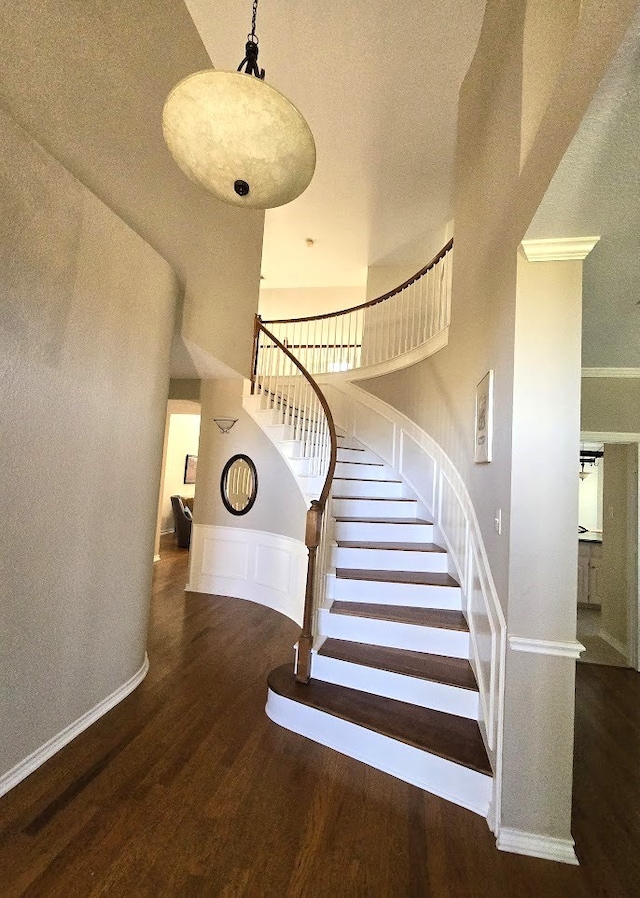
[0, 654, 149, 799]
[497, 828, 579, 865]
[598, 629, 628, 660]
[509, 636, 584, 658]
[187, 524, 307, 625]
[581, 432, 640, 443]
[320, 381, 506, 833]
[266, 688, 492, 817]
[341, 329, 450, 382]
[520, 236, 600, 262]
[582, 368, 640, 378]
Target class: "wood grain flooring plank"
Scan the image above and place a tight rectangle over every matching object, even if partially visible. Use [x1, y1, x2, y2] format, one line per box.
[0, 535, 636, 896]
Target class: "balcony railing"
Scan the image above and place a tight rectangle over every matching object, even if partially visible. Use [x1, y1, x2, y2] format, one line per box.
[261, 238, 453, 377]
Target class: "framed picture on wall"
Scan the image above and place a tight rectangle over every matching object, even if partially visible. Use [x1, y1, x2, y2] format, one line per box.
[184, 454, 198, 484]
[475, 371, 494, 463]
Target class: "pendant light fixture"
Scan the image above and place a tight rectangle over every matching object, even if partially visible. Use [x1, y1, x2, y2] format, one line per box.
[162, 0, 316, 209]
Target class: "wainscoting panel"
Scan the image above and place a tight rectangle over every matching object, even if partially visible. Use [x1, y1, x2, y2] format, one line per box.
[188, 525, 308, 625]
[325, 381, 507, 835]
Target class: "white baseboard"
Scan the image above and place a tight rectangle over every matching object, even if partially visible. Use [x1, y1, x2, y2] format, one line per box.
[0, 654, 149, 799]
[598, 628, 628, 660]
[497, 827, 579, 865]
[187, 524, 307, 625]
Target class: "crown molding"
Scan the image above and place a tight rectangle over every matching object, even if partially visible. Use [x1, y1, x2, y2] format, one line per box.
[509, 636, 584, 659]
[520, 236, 600, 262]
[582, 367, 640, 378]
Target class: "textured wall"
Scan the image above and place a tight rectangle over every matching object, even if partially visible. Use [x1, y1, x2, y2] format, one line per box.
[194, 380, 307, 541]
[582, 378, 640, 433]
[0, 109, 177, 778]
[0, 0, 263, 378]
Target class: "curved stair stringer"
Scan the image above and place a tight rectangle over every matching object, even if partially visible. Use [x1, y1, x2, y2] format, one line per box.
[264, 381, 506, 828]
[317, 379, 507, 829]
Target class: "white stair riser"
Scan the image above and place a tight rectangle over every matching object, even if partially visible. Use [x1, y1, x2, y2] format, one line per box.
[279, 439, 304, 459]
[335, 461, 394, 481]
[327, 574, 462, 610]
[266, 690, 491, 817]
[265, 423, 297, 442]
[311, 654, 480, 720]
[332, 498, 418, 518]
[251, 406, 288, 426]
[333, 547, 448, 573]
[241, 392, 263, 410]
[289, 456, 314, 476]
[337, 448, 381, 464]
[318, 609, 469, 658]
[333, 479, 405, 499]
[336, 437, 365, 450]
[334, 520, 435, 543]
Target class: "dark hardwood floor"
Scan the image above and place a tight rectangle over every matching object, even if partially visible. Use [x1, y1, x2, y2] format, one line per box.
[0, 536, 638, 896]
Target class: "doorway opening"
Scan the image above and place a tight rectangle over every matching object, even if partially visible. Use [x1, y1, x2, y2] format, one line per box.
[578, 433, 640, 671]
[154, 399, 202, 561]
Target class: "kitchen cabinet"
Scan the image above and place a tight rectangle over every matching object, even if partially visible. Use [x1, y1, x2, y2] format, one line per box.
[578, 537, 603, 606]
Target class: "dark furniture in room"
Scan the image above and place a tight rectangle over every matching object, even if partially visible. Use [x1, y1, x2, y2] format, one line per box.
[170, 495, 193, 548]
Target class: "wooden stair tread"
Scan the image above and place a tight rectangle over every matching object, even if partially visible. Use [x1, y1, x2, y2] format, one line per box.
[333, 477, 402, 483]
[268, 664, 491, 775]
[333, 496, 416, 502]
[318, 638, 478, 691]
[336, 541, 445, 553]
[339, 461, 384, 466]
[329, 602, 468, 630]
[336, 568, 459, 588]
[334, 516, 433, 525]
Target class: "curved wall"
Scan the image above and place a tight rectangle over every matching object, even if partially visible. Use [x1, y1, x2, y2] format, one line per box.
[0, 108, 177, 790]
[187, 378, 309, 624]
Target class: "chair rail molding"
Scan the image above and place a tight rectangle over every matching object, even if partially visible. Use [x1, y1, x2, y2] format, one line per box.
[508, 636, 585, 659]
[520, 236, 600, 262]
[582, 367, 640, 378]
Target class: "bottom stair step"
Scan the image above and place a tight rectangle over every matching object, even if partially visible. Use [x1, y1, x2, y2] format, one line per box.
[267, 663, 489, 773]
[266, 664, 492, 816]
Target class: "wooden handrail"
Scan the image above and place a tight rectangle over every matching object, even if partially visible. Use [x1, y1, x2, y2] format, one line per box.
[254, 320, 338, 683]
[263, 238, 453, 325]
[257, 321, 338, 508]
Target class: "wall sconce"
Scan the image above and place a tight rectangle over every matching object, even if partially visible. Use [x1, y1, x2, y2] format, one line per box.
[214, 417, 238, 435]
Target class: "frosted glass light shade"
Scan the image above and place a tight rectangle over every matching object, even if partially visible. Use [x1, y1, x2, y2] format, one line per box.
[163, 70, 316, 209]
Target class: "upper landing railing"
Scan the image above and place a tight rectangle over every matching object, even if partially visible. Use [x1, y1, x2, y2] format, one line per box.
[261, 238, 453, 377]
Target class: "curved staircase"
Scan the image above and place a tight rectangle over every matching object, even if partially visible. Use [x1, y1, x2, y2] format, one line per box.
[243, 403, 494, 816]
[244, 240, 494, 819]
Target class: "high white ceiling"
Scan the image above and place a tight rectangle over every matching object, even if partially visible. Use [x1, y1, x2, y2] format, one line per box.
[185, 0, 486, 289]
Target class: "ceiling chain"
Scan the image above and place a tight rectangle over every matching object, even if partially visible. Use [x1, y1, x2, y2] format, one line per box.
[238, 0, 265, 79]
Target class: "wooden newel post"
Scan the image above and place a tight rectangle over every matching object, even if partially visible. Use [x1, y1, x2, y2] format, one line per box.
[250, 314, 262, 395]
[296, 500, 323, 683]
